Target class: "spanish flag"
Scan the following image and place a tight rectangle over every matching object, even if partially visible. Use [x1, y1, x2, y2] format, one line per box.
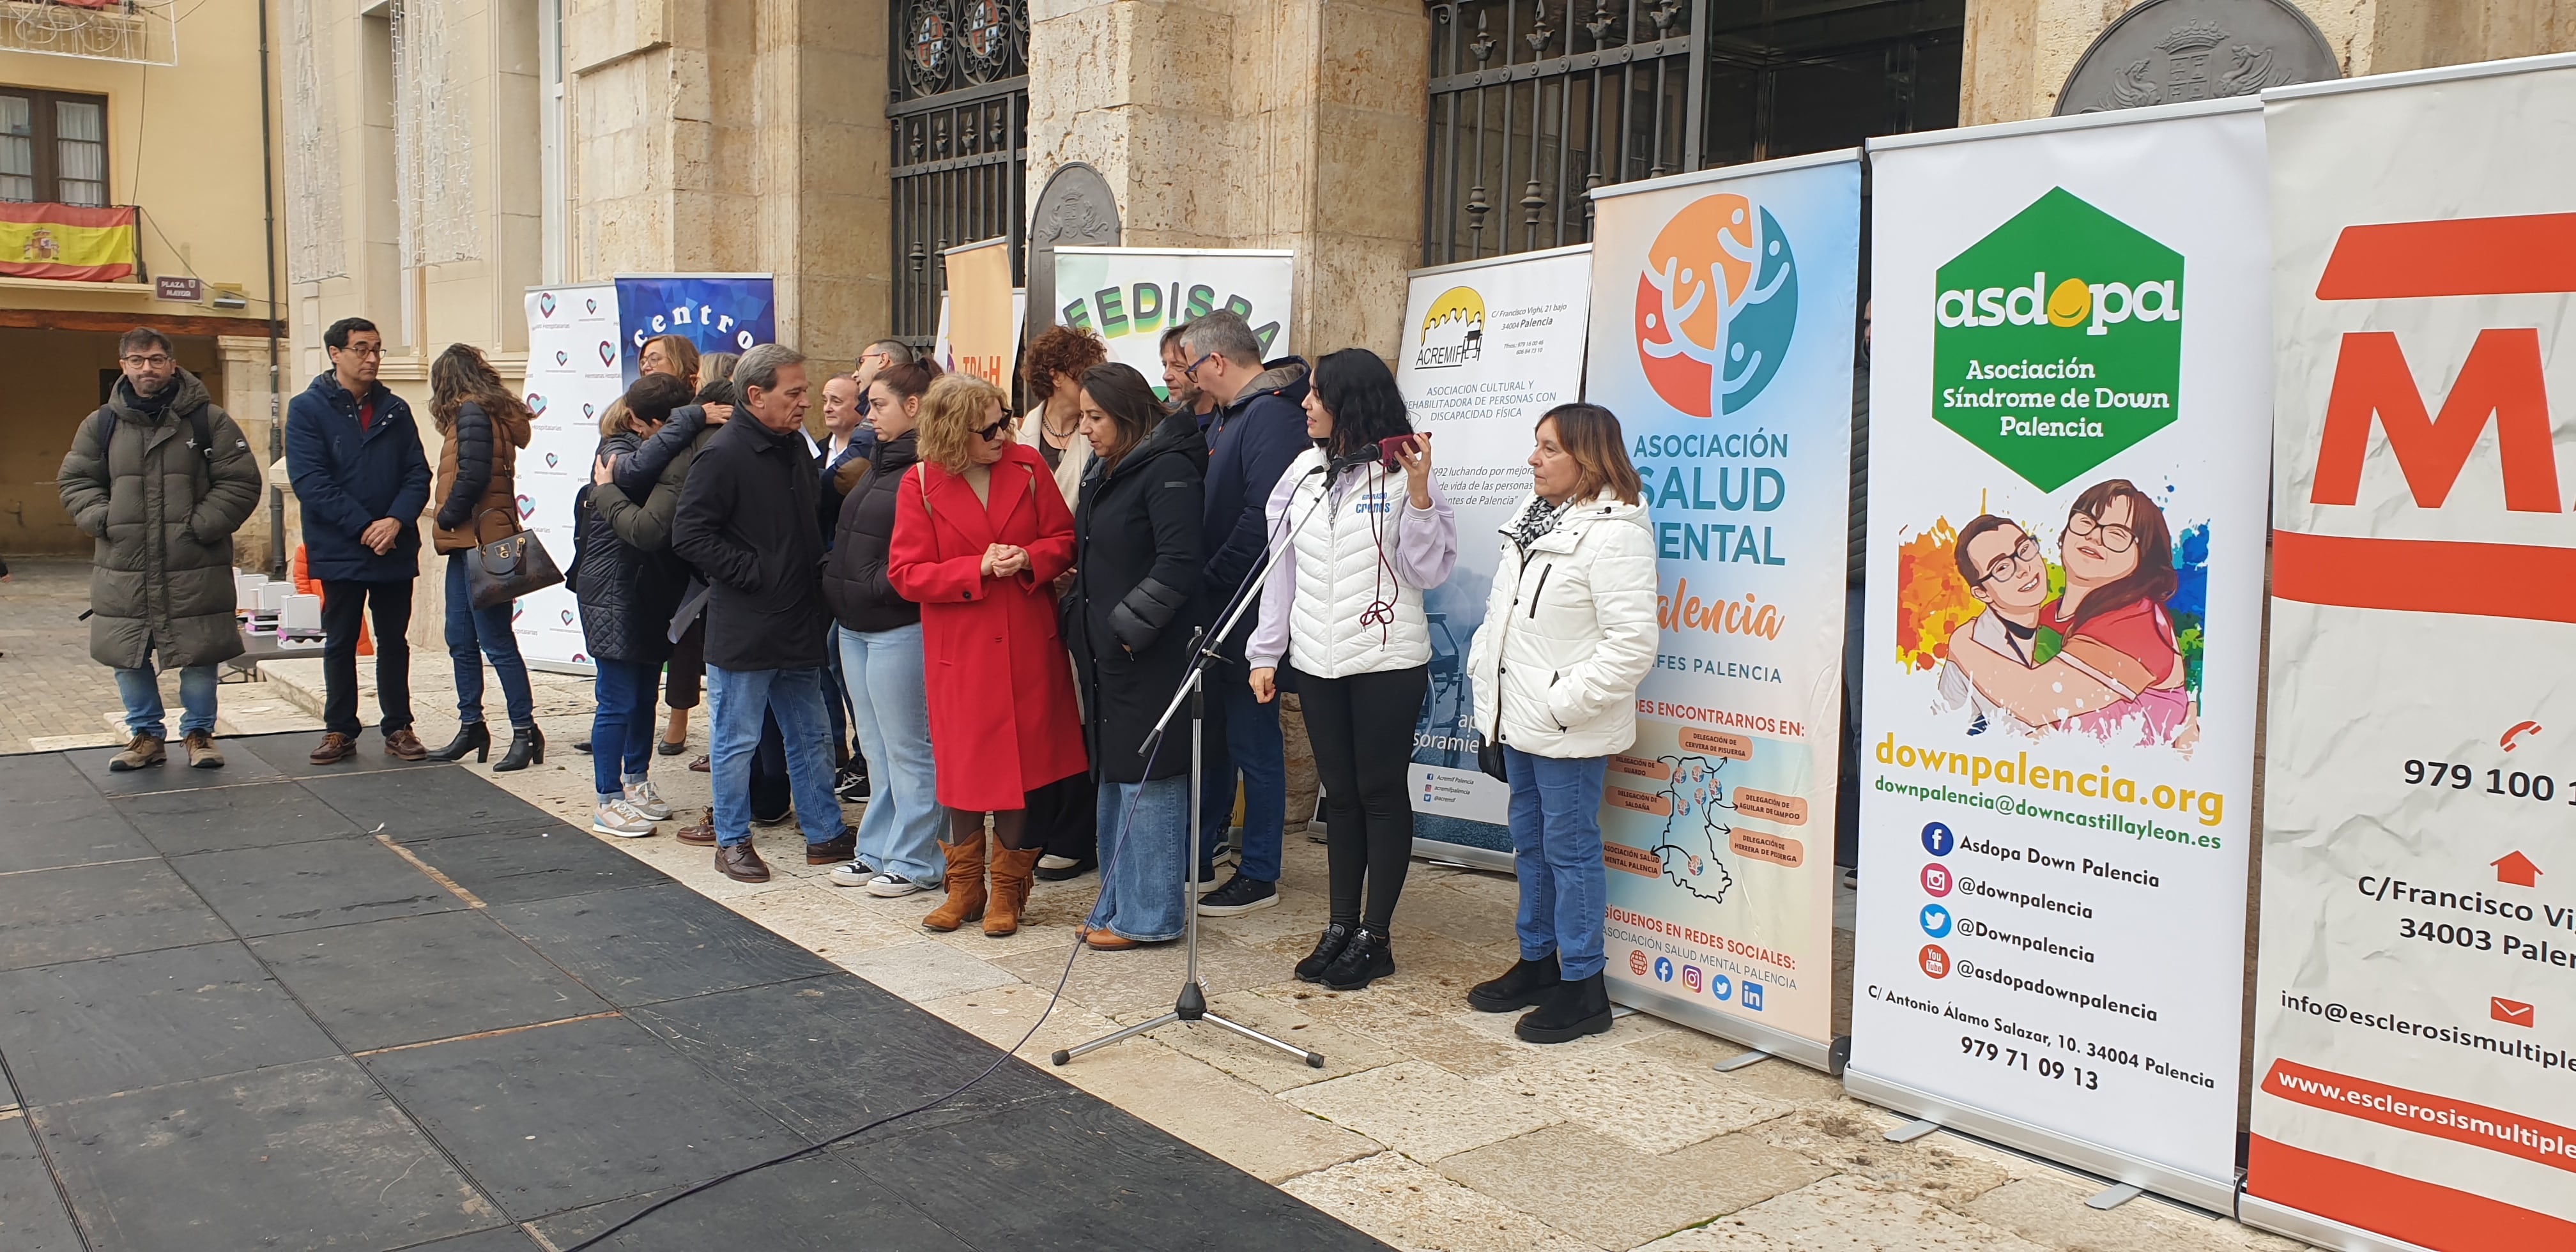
[0, 202, 137, 282]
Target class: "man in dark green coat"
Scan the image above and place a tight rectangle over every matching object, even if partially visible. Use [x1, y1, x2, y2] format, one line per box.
[57, 328, 263, 770]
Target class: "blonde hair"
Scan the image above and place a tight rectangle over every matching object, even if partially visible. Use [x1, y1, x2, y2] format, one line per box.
[915, 373, 1011, 475]
[597, 397, 633, 439]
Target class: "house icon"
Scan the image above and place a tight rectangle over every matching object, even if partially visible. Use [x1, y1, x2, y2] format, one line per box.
[2494, 850, 2542, 889]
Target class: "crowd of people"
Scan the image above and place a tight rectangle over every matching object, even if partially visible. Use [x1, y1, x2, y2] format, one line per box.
[54, 310, 1663, 1046]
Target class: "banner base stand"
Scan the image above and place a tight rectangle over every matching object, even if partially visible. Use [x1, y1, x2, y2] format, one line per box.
[1608, 983, 1837, 1073]
[1841, 1069, 2235, 1213]
[1408, 840, 1514, 874]
[1712, 1049, 1770, 1073]
[1884, 1118, 1941, 1143]
[2237, 1195, 2439, 1252]
[2085, 1184, 2143, 1210]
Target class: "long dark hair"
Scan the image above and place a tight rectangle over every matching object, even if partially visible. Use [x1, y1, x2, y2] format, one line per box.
[428, 343, 528, 435]
[2062, 478, 2175, 630]
[1308, 348, 1411, 461]
[1077, 362, 1164, 466]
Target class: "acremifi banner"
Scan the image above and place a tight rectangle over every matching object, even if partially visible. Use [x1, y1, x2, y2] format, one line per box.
[1581, 153, 1860, 1069]
[1392, 245, 1593, 869]
[517, 282, 622, 671]
[1848, 98, 2271, 1210]
[1053, 247, 1293, 393]
[2246, 53, 2576, 1252]
[613, 273, 777, 387]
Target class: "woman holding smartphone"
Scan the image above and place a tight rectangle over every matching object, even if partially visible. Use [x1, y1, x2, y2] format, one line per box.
[1246, 348, 1456, 990]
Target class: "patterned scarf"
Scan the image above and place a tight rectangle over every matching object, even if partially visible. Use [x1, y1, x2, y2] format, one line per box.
[1507, 494, 1572, 554]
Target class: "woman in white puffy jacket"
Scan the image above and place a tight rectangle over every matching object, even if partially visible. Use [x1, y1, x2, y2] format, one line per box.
[1462, 402, 1657, 1044]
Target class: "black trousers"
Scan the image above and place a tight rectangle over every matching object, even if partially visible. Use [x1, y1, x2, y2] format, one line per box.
[1034, 768, 1098, 862]
[321, 579, 415, 738]
[1297, 664, 1429, 932]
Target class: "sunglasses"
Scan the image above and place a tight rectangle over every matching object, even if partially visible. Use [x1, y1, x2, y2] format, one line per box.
[972, 415, 1012, 441]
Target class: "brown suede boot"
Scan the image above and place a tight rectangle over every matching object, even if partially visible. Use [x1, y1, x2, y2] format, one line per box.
[919, 834, 988, 933]
[983, 846, 1045, 938]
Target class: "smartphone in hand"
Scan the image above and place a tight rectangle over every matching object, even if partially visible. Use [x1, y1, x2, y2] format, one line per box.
[1378, 434, 1422, 464]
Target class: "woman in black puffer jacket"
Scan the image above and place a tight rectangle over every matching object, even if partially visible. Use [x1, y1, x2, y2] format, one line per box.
[573, 372, 695, 837]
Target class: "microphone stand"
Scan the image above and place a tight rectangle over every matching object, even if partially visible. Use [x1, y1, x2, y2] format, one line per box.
[1051, 455, 1368, 1070]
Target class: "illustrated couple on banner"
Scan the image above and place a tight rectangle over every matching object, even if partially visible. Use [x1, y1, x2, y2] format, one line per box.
[1936, 478, 2200, 752]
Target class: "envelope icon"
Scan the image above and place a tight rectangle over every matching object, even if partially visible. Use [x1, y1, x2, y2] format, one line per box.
[2492, 997, 2535, 1028]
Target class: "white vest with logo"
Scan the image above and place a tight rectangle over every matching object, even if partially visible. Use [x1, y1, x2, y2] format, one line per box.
[1282, 447, 1432, 678]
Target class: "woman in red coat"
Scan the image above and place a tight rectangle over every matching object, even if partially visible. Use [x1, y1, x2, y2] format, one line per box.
[887, 374, 1087, 936]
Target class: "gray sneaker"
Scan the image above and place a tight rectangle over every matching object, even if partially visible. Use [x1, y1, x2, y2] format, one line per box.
[592, 798, 656, 838]
[827, 859, 882, 887]
[624, 778, 671, 820]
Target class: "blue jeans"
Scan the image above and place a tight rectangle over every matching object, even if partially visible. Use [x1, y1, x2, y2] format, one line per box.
[838, 623, 943, 884]
[1198, 673, 1285, 882]
[1505, 747, 1609, 980]
[114, 657, 217, 738]
[1088, 774, 1192, 942]
[443, 552, 535, 727]
[707, 664, 848, 849]
[592, 659, 659, 802]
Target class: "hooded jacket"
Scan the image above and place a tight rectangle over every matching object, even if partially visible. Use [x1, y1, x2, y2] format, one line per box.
[1464, 490, 1659, 759]
[433, 399, 533, 552]
[286, 370, 432, 583]
[1067, 410, 1208, 783]
[1199, 356, 1312, 635]
[671, 415, 833, 671]
[573, 431, 688, 663]
[822, 429, 926, 635]
[56, 370, 262, 670]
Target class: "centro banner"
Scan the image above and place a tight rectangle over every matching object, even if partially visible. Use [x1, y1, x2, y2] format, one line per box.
[613, 273, 778, 386]
[1846, 100, 2271, 1210]
[518, 282, 621, 671]
[1582, 153, 1860, 1069]
[1393, 245, 1594, 869]
[2245, 54, 2576, 1252]
[1053, 247, 1293, 391]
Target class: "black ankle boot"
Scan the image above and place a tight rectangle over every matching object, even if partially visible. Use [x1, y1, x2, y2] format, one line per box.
[1467, 951, 1561, 1013]
[1515, 971, 1613, 1044]
[426, 721, 491, 763]
[493, 724, 543, 772]
[1320, 927, 1394, 991]
[1296, 924, 1354, 982]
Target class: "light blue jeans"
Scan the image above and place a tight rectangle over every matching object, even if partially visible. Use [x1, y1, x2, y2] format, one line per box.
[837, 623, 944, 885]
[115, 657, 218, 739]
[1505, 746, 1609, 980]
[707, 664, 848, 850]
[1087, 775, 1192, 942]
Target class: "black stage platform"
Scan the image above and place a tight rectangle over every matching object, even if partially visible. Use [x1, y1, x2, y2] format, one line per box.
[0, 735, 1390, 1251]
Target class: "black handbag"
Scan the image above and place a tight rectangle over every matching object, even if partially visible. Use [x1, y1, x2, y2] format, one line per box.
[1477, 732, 1509, 782]
[465, 508, 564, 610]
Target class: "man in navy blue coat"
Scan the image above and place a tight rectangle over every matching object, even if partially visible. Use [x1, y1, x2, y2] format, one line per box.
[1176, 310, 1310, 917]
[287, 317, 433, 765]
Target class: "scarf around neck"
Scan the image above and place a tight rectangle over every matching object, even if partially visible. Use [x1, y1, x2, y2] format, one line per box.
[1508, 494, 1574, 554]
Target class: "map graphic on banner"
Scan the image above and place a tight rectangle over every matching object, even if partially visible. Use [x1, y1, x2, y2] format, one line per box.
[519, 282, 621, 669]
[613, 274, 776, 386]
[1583, 155, 1860, 1065]
[1848, 101, 2269, 1208]
[1053, 247, 1293, 393]
[1393, 245, 1593, 867]
[2246, 57, 2576, 1252]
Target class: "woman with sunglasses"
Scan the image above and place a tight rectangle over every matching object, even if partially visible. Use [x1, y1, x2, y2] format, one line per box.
[887, 374, 1087, 937]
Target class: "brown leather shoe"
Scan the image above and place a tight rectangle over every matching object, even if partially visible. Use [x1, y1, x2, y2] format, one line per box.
[688, 754, 710, 773]
[183, 730, 225, 769]
[715, 841, 770, 883]
[109, 733, 166, 772]
[1086, 929, 1145, 951]
[674, 815, 718, 845]
[308, 732, 356, 765]
[805, 830, 856, 865]
[384, 728, 429, 761]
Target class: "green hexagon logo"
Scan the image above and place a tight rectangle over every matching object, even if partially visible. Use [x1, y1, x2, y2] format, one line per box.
[1931, 187, 2184, 491]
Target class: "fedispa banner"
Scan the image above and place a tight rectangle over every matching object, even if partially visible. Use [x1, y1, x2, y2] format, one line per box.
[518, 282, 621, 670]
[1846, 101, 2269, 1209]
[1054, 247, 1292, 392]
[1393, 245, 1593, 869]
[1583, 154, 1859, 1067]
[2246, 56, 2576, 1252]
[614, 273, 776, 386]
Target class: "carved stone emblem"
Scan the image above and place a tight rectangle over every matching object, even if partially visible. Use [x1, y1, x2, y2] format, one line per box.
[1028, 163, 1121, 332]
[2056, 0, 2340, 116]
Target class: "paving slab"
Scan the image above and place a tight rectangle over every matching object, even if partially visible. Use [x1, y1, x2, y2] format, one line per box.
[1961, 1175, 2309, 1252]
[301, 766, 566, 841]
[0, 859, 231, 972]
[0, 940, 339, 1104]
[111, 778, 364, 856]
[1747, 1102, 2020, 1206]
[63, 738, 284, 795]
[169, 836, 467, 937]
[0, 751, 99, 802]
[1640, 1173, 2055, 1252]
[1127, 986, 1408, 1094]
[399, 1227, 545, 1251]
[249, 911, 609, 1052]
[837, 938, 1023, 1002]
[1437, 1122, 1820, 1250]
[1284, 1151, 1597, 1252]
[0, 1112, 82, 1251]
[1475, 1048, 1800, 1154]
[3, 793, 158, 874]
[486, 883, 836, 1008]
[525, 1151, 975, 1251]
[1287, 1059, 1561, 1161]
[229, 730, 442, 781]
[1043, 1032, 1381, 1184]
[401, 825, 667, 906]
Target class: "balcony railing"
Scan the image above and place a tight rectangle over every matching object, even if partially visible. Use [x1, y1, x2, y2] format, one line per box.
[0, 1, 177, 68]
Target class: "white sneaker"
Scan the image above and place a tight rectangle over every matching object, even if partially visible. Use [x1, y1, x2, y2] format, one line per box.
[624, 778, 672, 820]
[592, 798, 657, 837]
[1037, 853, 1080, 872]
[827, 860, 881, 887]
[864, 871, 928, 898]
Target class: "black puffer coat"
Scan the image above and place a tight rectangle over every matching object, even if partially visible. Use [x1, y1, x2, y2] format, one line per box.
[1067, 410, 1208, 784]
[822, 430, 924, 635]
[574, 432, 687, 664]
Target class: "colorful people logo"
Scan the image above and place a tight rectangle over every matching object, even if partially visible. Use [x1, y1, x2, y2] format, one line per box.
[1634, 193, 1799, 417]
[1414, 286, 1485, 370]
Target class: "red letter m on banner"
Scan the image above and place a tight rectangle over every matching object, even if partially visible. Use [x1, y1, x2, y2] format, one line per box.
[2310, 328, 2561, 513]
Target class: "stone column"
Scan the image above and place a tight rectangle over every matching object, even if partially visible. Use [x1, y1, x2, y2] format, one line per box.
[215, 335, 287, 575]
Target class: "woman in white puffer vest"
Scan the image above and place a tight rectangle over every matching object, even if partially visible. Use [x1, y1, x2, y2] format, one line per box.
[1247, 348, 1457, 992]
[1462, 402, 1657, 1044]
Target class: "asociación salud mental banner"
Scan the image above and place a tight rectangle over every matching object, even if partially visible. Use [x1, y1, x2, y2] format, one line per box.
[1583, 153, 1859, 1069]
[1053, 247, 1294, 393]
[2244, 53, 2576, 1252]
[1846, 99, 2270, 1210]
[1393, 245, 1593, 870]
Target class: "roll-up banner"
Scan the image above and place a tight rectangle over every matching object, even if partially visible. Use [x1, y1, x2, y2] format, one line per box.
[1582, 152, 1860, 1070]
[519, 282, 622, 671]
[2244, 53, 2576, 1252]
[937, 237, 1024, 389]
[1053, 247, 1294, 393]
[1393, 245, 1595, 869]
[1846, 99, 2270, 1212]
[613, 273, 776, 386]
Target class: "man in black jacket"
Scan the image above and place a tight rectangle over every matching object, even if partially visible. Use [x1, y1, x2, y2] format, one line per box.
[671, 344, 854, 883]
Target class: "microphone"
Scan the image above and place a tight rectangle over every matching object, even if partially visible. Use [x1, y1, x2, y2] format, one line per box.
[1327, 445, 1384, 473]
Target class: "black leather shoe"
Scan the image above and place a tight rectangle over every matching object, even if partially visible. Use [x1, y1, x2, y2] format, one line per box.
[1467, 952, 1561, 1013]
[1296, 924, 1354, 982]
[1319, 927, 1394, 991]
[492, 724, 543, 772]
[1515, 971, 1613, 1044]
[426, 721, 491, 763]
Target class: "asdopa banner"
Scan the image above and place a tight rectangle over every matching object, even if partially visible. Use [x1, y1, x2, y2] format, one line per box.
[1393, 245, 1593, 867]
[518, 282, 621, 671]
[1847, 100, 2270, 1210]
[2245, 54, 2576, 1252]
[1053, 247, 1293, 392]
[1582, 153, 1859, 1067]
